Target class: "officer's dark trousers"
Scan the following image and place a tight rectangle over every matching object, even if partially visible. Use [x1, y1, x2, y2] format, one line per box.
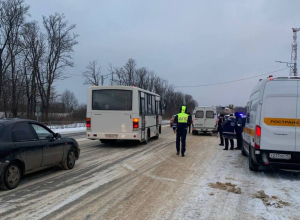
[224, 138, 234, 150]
[176, 128, 187, 155]
[236, 133, 243, 149]
[219, 131, 224, 145]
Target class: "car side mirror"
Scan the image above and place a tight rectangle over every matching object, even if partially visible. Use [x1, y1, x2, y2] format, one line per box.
[54, 133, 61, 139]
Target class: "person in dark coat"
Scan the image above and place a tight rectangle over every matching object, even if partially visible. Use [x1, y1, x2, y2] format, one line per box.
[222, 114, 236, 150]
[217, 114, 224, 146]
[234, 112, 244, 150]
[187, 112, 192, 134]
[173, 106, 192, 157]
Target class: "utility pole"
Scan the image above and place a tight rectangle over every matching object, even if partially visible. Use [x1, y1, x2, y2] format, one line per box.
[101, 75, 104, 86]
[291, 28, 300, 76]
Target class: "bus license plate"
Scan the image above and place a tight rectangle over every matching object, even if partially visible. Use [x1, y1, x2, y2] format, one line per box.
[269, 153, 291, 160]
[105, 134, 118, 138]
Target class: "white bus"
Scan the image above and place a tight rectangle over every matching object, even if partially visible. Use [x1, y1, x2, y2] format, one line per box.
[86, 86, 162, 144]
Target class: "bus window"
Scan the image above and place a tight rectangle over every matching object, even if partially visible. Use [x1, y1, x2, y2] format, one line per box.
[92, 90, 132, 110]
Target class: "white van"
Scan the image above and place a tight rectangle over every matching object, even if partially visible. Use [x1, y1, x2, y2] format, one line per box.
[192, 106, 217, 135]
[242, 76, 300, 171]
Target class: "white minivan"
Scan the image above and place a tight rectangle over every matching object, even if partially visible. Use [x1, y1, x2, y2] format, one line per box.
[192, 106, 217, 135]
[243, 76, 300, 171]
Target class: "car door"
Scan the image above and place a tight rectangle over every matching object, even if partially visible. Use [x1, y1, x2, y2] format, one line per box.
[194, 110, 204, 128]
[205, 108, 215, 129]
[13, 122, 43, 171]
[30, 123, 64, 166]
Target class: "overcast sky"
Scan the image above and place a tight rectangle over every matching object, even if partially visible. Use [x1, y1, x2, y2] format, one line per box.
[26, 0, 299, 106]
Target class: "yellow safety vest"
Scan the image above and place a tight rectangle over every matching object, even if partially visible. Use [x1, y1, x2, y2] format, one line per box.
[177, 113, 189, 123]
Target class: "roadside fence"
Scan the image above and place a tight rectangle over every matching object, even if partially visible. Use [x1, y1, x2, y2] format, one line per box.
[42, 121, 86, 130]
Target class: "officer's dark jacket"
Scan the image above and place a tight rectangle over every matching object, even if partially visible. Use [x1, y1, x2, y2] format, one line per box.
[172, 107, 192, 130]
[217, 118, 223, 132]
[222, 116, 236, 139]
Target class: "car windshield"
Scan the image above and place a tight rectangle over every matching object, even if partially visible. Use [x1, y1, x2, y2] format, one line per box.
[92, 89, 132, 111]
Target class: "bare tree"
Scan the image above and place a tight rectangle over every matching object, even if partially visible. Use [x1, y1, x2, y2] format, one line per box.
[60, 89, 78, 113]
[82, 60, 101, 86]
[37, 13, 78, 120]
[0, 0, 30, 117]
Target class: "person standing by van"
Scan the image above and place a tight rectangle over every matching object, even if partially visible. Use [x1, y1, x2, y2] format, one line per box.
[234, 112, 243, 150]
[222, 114, 235, 150]
[173, 106, 191, 157]
[187, 112, 192, 134]
[217, 114, 224, 146]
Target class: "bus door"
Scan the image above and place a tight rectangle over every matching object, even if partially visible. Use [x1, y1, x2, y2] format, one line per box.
[140, 92, 146, 140]
[155, 100, 159, 130]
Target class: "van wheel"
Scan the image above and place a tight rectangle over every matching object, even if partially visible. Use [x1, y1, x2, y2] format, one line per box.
[0, 163, 21, 190]
[241, 144, 247, 156]
[249, 148, 259, 171]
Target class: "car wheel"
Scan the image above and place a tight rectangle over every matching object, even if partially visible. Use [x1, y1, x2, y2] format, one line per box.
[62, 149, 77, 170]
[0, 163, 21, 190]
[249, 148, 259, 171]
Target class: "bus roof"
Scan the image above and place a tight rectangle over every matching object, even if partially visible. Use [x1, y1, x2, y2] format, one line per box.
[89, 86, 160, 97]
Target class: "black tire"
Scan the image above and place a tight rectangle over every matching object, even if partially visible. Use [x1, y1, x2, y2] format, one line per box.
[159, 126, 162, 134]
[144, 129, 150, 144]
[62, 149, 77, 170]
[249, 148, 259, 171]
[192, 131, 198, 135]
[0, 163, 21, 190]
[153, 132, 159, 139]
[241, 144, 247, 156]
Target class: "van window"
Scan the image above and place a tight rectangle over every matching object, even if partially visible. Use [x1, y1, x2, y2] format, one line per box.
[206, 111, 214, 118]
[195, 111, 204, 118]
[92, 90, 132, 111]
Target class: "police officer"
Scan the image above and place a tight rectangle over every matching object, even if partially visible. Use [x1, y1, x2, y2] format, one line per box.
[234, 112, 243, 150]
[173, 106, 191, 157]
[187, 112, 192, 133]
[217, 114, 224, 146]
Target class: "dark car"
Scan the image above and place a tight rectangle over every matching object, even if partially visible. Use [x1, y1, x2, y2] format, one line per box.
[0, 119, 80, 190]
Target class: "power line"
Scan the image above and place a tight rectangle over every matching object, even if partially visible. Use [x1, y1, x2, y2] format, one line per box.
[175, 68, 289, 88]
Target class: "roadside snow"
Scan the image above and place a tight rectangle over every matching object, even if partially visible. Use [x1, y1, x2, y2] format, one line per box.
[52, 127, 86, 134]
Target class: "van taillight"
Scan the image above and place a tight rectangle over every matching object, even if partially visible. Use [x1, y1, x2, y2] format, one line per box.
[255, 125, 261, 149]
[133, 118, 139, 131]
[86, 118, 91, 130]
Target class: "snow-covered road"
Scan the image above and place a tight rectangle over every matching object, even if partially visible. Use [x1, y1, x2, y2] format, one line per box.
[0, 127, 299, 220]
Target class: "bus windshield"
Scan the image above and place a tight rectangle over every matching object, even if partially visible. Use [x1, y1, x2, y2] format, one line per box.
[92, 89, 132, 111]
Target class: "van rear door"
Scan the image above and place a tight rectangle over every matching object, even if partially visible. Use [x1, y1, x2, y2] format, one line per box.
[260, 80, 297, 152]
[194, 109, 205, 128]
[205, 108, 216, 129]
